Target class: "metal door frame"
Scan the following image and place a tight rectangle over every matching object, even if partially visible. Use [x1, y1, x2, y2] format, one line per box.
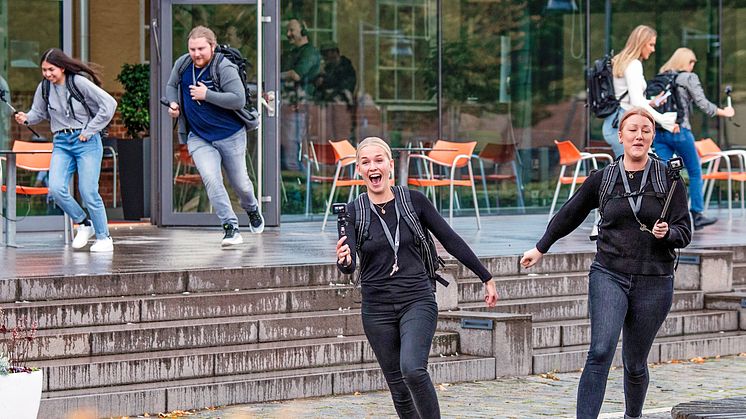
[150, 0, 280, 227]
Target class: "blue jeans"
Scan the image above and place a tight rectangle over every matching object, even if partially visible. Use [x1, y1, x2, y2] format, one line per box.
[577, 262, 673, 419]
[187, 129, 258, 228]
[654, 128, 703, 213]
[49, 130, 109, 239]
[602, 108, 625, 158]
[362, 294, 440, 419]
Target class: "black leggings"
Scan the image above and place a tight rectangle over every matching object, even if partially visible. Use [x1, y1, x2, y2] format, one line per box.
[362, 294, 440, 419]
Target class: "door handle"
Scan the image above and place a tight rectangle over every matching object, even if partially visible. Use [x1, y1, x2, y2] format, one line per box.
[260, 91, 276, 118]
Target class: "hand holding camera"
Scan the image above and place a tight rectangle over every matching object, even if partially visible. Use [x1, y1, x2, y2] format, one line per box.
[333, 203, 352, 266]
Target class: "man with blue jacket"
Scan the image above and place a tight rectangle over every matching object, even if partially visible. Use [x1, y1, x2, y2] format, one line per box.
[166, 25, 263, 246]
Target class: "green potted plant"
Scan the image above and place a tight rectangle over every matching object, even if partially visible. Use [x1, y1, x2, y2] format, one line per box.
[116, 63, 150, 220]
[0, 308, 42, 419]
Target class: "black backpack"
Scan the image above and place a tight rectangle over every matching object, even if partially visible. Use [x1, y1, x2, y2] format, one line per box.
[177, 45, 260, 131]
[353, 186, 447, 290]
[41, 74, 95, 122]
[645, 71, 685, 124]
[587, 52, 627, 119]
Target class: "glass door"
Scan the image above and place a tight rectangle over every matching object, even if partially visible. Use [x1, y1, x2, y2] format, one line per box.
[151, 0, 280, 226]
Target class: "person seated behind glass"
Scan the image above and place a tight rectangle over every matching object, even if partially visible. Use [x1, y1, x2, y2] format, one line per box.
[315, 42, 356, 108]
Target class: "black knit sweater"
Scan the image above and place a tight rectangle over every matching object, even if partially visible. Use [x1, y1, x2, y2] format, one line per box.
[337, 190, 492, 303]
[537, 167, 692, 276]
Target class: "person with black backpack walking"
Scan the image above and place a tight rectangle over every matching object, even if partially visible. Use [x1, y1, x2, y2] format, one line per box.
[166, 25, 264, 246]
[651, 47, 735, 230]
[14, 48, 117, 252]
[521, 108, 691, 419]
[335, 137, 498, 419]
[601, 25, 678, 157]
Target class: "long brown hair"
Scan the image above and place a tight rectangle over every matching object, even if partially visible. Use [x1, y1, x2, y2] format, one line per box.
[40, 48, 102, 86]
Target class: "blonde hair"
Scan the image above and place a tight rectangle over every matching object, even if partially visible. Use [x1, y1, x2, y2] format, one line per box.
[612, 25, 657, 78]
[356, 137, 392, 161]
[660, 47, 696, 73]
[188, 25, 217, 47]
[618, 107, 655, 131]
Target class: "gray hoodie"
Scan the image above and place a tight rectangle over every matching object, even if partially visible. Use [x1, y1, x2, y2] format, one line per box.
[675, 71, 718, 130]
[166, 53, 246, 144]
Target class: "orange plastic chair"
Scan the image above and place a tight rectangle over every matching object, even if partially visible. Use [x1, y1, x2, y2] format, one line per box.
[304, 141, 337, 216]
[172, 144, 204, 211]
[694, 138, 746, 216]
[548, 140, 613, 221]
[471, 143, 525, 212]
[407, 139, 481, 228]
[320, 139, 366, 230]
[0, 140, 73, 242]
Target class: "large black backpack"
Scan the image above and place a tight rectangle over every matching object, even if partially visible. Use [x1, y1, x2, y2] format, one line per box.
[353, 186, 447, 290]
[645, 71, 685, 124]
[587, 52, 627, 119]
[177, 45, 260, 131]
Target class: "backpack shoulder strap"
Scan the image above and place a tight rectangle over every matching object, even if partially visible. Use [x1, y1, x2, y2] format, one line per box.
[41, 79, 50, 108]
[176, 54, 192, 77]
[66, 74, 94, 118]
[649, 155, 668, 196]
[393, 186, 426, 243]
[354, 193, 371, 253]
[210, 52, 226, 91]
[598, 158, 620, 212]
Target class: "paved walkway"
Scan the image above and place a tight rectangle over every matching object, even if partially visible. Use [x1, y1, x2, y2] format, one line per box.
[185, 355, 746, 419]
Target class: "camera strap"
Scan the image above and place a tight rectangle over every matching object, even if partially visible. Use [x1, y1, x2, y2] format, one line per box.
[369, 198, 401, 276]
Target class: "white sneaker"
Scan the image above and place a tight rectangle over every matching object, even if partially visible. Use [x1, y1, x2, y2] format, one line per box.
[221, 224, 244, 246]
[90, 237, 114, 253]
[72, 224, 95, 249]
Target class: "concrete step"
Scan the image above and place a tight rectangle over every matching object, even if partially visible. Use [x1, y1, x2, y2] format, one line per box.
[37, 332, 460, 391]
[460, 290, 704, 323]
[457, 272, 588, 303]
[732, 262, 746, 287]
[532, 330, 746, 374]
[0, 263, 350, 303]
[451, 252, 595, 279]
[533, 310, 738, 349]
[0, 285, 359, 329]
[25, 309, 364, 361]
[39, 355, 496, 418]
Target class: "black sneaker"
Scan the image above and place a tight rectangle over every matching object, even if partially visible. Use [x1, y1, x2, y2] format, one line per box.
[691, 211, 717, 231]
[221, 223, 244, 246]
[247, 208, 265, 234]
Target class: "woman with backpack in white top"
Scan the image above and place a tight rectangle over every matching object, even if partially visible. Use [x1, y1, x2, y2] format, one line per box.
[602, 25, 678, 157]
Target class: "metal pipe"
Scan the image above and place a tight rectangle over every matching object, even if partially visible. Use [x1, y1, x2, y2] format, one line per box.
[80, 0, 89, 62]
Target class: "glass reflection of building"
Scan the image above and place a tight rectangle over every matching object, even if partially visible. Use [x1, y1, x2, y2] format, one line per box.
[1, 0, 745, 223]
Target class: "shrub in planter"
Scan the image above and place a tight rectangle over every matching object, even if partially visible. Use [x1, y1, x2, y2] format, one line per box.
[116, 63, 150, 220]
[0, 308, 42, 419]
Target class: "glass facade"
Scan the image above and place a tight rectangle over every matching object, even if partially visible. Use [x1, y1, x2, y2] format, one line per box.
[1, 0, 63, 218]
[278, 0, 746, 221]
[1, 0, 745, 225]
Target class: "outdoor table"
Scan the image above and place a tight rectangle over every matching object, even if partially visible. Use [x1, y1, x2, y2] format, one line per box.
[390, 147, 457, 187]
[0, 148, 53, 247]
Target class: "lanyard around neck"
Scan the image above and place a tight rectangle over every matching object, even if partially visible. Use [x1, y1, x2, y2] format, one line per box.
[369, 197, 401, 276]
[619, 157, 652, 216]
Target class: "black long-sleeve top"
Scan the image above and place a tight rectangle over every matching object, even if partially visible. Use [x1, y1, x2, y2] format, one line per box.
[537, 167, 691, 276]
[337, 190, 492, 304]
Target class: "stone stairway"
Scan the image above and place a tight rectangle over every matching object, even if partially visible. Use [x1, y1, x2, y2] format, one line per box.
[451, 249, 746, 375]
[0, 265, 503, 417]
[5, 246, 746, 417]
